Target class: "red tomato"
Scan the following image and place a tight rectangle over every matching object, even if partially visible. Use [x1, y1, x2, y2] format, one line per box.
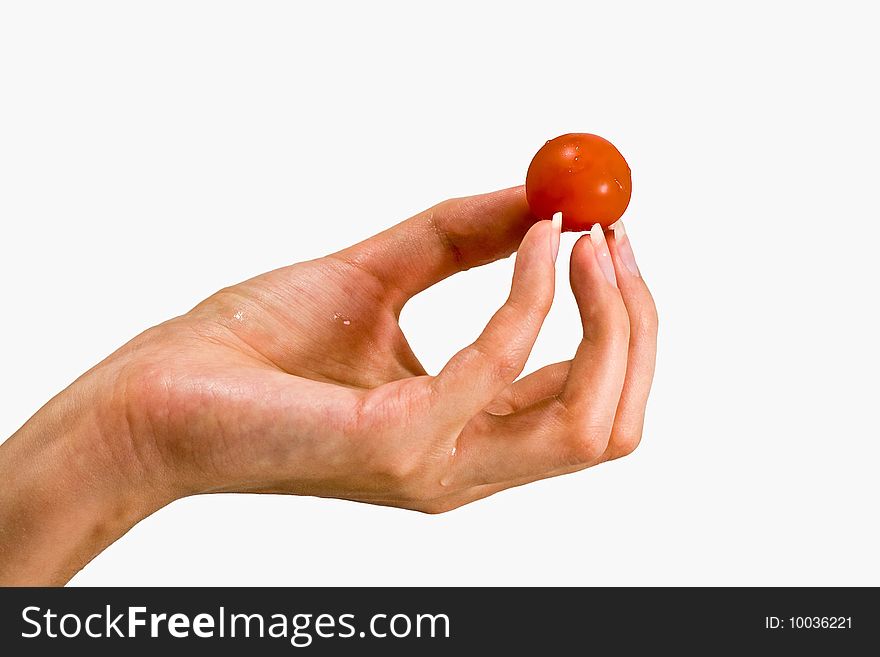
[525, 133, 632, 230]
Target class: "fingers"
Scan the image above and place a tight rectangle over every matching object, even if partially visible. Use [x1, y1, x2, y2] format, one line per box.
[486, 361, 570, 414]
[332, 186, 537, 310]
[481, 221, 658, 461]
[603, 221, 658, 459]
[451, 228, 630, 485]
[365, 222, 656, 512]
[431, 216, 560, 424]
[558, 225, 630, 429]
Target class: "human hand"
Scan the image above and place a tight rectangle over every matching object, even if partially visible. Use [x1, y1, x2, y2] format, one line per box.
[0, 186, 657, 584]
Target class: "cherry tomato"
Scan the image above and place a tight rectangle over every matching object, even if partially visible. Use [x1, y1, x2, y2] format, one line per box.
[525, 133, 632, 230]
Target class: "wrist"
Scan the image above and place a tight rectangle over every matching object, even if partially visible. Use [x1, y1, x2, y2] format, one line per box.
[0, 371, 176, 585]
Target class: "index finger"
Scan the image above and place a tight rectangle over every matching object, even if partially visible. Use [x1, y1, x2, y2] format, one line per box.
[332, 186, 536, 309]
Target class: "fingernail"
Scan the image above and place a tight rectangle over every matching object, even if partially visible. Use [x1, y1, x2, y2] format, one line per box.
[612, 221, 640, 277]
[550, 212, 562, 263]
[590, 223, 617, 286]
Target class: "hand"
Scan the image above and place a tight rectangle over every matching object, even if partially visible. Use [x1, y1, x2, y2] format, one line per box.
[0, 186, 657, 585]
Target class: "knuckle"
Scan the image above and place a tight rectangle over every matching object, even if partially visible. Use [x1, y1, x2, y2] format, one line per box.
[416, 499, 459, 515]
[536, 289, 554, 315]
[510, 293, 551, 326]
[585, 299, 630, 348]
[608, 426, 644, 460]
[490, 350, 522, 382]
[616, 434, 642, 458]
[426, 199, 467, 263]
[193, 285, 249, 316]
[565, 424, 613, 464]
[433, 197, 461, 215]
[465, 341, 520, 384]
[633, 295, 659, 340]
[611, 301, 633, 340]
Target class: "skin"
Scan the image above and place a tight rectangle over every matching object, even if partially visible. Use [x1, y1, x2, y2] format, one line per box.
[0, 186, 657, 586]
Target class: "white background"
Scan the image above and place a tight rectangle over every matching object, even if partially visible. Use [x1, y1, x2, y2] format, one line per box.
[1, 1, 878, 586]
